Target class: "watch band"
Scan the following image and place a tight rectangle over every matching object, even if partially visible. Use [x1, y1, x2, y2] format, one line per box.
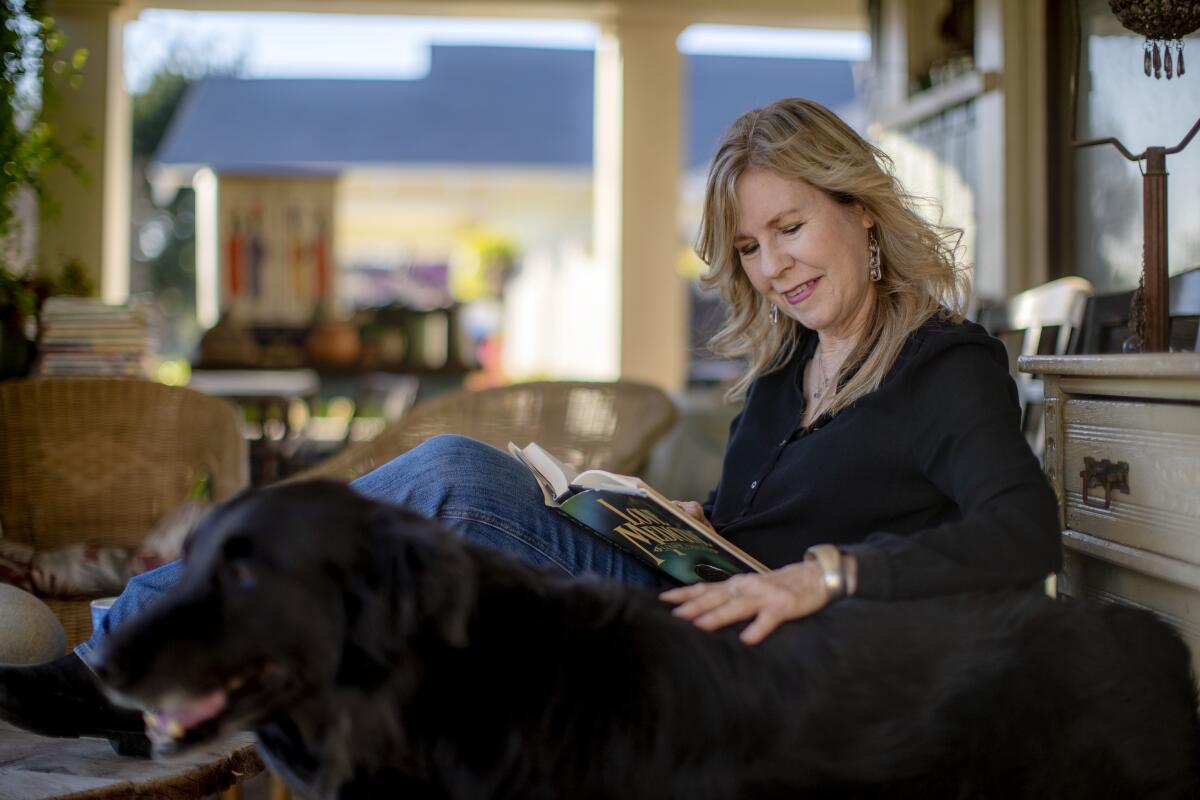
[804, 544, 846, 601]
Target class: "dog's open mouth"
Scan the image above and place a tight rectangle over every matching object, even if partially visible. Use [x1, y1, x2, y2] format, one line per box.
[141, 666, 275, 752]
[144, 688, 227, 747]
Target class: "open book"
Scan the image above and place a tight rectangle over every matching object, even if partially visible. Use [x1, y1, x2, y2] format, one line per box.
[509, 442, 768, 585]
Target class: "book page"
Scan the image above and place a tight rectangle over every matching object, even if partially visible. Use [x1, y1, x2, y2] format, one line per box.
[521, 443, 578, 489]
[571, 469, 644, 493]
[508, 443, 566, 504]
[511, 442, 643, 498]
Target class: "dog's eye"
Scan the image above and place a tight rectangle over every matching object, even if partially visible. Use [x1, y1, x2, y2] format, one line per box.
[222, 534, 254, 562]
[219, 534, 257, 589]
[229, 560, 256, 589]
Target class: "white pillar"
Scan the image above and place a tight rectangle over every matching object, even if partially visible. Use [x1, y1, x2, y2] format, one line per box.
[193, 168, 219, 328]
[42, 1, 131, 303]
[593, 13, 688, 392]
[974, 0, 1047, 300]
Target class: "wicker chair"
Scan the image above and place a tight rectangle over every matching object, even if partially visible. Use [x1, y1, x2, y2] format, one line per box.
[294, 380, 679, 484]
[0, 377, 249, 645]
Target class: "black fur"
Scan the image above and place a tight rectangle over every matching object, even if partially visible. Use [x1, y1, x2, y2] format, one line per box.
[91, 481, 1200, 799]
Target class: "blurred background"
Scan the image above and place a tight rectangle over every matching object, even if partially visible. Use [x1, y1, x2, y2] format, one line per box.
[2, 0, 1197, 487]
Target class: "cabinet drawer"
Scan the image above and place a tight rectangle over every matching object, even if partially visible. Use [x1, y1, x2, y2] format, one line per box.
[1060, 539, 1200, 676]
[1062, 398, 1200, 566]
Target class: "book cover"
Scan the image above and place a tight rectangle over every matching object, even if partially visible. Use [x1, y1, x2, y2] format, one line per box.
[509, 442, 767, 585]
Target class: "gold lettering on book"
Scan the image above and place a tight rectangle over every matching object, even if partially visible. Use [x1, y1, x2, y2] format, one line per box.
[595, 499, 710, 565]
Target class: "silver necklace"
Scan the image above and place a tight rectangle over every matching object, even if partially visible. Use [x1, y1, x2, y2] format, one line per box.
[811, 347, 833, 401]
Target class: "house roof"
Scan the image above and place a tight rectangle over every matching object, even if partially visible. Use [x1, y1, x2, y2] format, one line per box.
[155, 45, 857, 174]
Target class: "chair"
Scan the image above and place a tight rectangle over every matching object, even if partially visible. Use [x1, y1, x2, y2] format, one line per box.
[0, 377, 249, 645]
[1074, 265, 1200, 354]
[294, 380, 679, 484]
[989, 277, 1094, 458]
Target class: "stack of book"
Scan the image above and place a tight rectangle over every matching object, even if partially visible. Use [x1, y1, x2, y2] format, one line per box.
[36, 298, 156, 378]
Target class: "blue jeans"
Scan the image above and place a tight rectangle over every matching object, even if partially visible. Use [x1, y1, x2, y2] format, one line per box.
[75, 435, 660, 662]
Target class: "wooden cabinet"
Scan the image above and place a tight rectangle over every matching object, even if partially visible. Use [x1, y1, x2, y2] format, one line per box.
[1020, 354, 1200, 671]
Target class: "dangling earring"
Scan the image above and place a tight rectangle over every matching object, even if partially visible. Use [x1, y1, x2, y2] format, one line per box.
[769, 304, 778, 326]
[868, 228, 882, 282]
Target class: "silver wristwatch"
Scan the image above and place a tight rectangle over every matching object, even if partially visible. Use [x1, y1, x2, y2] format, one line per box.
[804, 544, 847, 601]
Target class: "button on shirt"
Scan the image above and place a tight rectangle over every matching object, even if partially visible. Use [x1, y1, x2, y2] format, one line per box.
[701, 316, 1061, 602]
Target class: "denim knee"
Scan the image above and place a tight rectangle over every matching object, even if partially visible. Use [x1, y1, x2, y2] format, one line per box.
[352, 434, 513, 517]
[414, 433, 490, 463]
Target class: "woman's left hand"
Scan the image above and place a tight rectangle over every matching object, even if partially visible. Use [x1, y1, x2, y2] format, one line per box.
[659, 561, 831, 645]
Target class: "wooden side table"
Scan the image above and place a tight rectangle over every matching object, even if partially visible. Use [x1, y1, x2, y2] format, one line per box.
[0, 722, 263, 799]
[188, 369, 320, 484]
[1019, 353, 1200, 672]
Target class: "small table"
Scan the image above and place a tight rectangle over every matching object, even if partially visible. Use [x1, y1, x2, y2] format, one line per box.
[0, 722, 263, 799]
[188, 369, 320, 483]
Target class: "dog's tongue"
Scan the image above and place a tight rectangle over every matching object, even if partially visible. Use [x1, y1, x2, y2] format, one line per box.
[151, 688, 228, 733]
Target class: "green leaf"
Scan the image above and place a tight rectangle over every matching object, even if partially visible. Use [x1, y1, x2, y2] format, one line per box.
[0, 0, 87, 244]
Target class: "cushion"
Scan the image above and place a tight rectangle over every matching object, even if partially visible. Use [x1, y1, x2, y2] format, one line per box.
[0, 500, 208, 598]
[0, 584, 67, 663]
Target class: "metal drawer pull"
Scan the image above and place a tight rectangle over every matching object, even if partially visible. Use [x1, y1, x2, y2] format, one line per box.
[1079, 457, 1130, 510]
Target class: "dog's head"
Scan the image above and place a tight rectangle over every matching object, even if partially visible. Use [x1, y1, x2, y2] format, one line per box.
[88, 480, 476, 755]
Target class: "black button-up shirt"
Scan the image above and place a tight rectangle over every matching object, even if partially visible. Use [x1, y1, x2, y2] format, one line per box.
[703, 316, 1061, 601]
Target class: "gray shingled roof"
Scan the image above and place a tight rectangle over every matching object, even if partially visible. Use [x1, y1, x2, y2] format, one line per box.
[155, 45, 857, 173]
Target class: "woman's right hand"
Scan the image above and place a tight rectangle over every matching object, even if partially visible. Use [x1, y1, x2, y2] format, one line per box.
[672, 500, 710, 527]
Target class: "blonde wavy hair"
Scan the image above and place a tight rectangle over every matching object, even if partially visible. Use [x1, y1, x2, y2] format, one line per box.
[697, 98, 970, 414]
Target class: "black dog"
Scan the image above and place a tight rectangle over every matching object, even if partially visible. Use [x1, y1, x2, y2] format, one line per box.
[90, 481, 1200, 799]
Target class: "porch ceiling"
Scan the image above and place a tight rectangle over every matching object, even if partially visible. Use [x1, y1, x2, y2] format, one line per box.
[61, 0, 866, 30]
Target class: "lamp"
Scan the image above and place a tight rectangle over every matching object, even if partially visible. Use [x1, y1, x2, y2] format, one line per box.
[1071, 0, 1200, 351]
[1107, 0, 1200, 79]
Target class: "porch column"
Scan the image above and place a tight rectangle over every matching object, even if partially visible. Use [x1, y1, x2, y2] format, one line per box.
[42, 0, 131, 303]
[593, 12, 688, 391]
[974, 0, 1047, 299]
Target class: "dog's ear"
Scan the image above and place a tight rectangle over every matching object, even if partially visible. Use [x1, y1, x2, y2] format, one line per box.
[342, 504, 476, 672]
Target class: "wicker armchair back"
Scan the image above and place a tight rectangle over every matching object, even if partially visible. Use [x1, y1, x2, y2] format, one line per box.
[295, 380, 678, 484]
[0, 377, 248, 643]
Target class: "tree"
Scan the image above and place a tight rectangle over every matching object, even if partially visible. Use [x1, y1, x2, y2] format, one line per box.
[0, 0, 87, 257]
[0, 0, 86, 376]
[129, 47, 241, 355]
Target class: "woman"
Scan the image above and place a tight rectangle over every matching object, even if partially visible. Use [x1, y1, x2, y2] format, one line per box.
[661, 99, 1059, 643]
[0, 98, 1059, 752]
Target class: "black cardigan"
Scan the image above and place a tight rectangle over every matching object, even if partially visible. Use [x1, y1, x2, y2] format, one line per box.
[703, 316, 1062, 601]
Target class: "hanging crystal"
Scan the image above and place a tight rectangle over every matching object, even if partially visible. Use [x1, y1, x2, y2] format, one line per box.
[1108, 0, 1200, 79]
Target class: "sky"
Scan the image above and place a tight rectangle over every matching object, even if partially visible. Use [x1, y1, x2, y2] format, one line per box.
[123, 11, 870, 92]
